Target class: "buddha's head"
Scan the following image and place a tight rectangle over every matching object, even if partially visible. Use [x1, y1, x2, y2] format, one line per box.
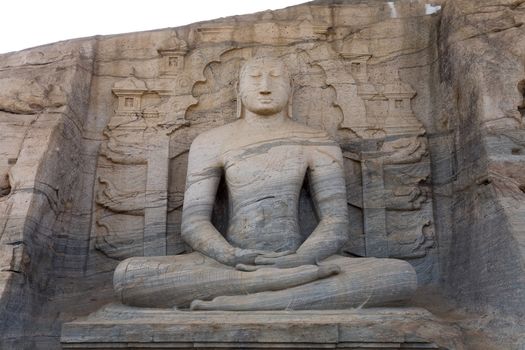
[238, 57, 292, 118]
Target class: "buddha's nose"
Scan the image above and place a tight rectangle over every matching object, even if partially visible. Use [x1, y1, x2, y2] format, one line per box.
[259, 76, 271, 95]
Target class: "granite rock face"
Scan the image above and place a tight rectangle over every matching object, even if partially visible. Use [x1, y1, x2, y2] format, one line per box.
[0, 0, 523, 349]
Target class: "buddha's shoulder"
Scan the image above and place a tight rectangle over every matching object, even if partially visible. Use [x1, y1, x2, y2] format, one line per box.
[285, 121, 335, 144]
[191, 121, 241, 148]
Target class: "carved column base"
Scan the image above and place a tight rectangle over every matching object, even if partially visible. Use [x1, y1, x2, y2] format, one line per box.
[61, 304, 463, 349]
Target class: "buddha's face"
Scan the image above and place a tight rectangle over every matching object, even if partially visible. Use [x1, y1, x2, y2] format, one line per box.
[239, 58, 291, 116]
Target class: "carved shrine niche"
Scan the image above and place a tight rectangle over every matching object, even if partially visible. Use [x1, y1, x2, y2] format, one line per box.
[94, 74, 189, 260]
[91, 26, 437, 283]
[157, 36, 189, 76]
[329, 37, 436, 282]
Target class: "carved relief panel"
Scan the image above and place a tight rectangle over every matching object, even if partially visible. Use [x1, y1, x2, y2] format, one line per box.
[90, 19, 437, 283]
[330, 37, 436, 281]
[93, 35, 195, 259]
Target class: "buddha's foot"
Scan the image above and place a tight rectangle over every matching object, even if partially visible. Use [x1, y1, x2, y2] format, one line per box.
[190, 299, 210, 311]
[317, 263, 341, 277]
[115, 252, 342, 309]
[232, 263, 341, 293]
[189, 263, 341, 311]
[189, 257, 417, 311]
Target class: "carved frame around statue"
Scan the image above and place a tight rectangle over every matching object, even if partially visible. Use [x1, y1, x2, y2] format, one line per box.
[92, 37, 436, 285]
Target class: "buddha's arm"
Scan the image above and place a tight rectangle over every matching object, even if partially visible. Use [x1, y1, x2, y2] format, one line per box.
[296, 143, 349, 260]
[181, 134, 261, 266]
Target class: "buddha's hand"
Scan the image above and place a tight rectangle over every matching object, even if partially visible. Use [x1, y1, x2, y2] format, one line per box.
[235, 252, 314, 270]
[253, 252, 314, 269]
[232, 248, 289, 266]
[234, 250, 294, 271]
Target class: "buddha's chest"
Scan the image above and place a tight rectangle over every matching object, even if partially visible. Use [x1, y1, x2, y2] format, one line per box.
[222, 142, 308, 191]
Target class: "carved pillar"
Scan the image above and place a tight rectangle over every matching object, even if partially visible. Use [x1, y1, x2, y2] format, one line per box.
[361, 151, 389, 258]
[143, 134, 169, 256]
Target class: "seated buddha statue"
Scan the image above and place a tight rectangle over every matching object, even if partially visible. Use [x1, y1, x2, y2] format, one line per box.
[113, 56, 417, 311]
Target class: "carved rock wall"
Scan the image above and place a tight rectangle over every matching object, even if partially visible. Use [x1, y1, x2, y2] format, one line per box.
[0, 40, 98, 348]
[434, 0, 525, 347]
[0, 0, 523, 349]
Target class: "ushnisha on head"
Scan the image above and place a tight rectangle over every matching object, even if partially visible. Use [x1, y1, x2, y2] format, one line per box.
[237, 57, 292, 118]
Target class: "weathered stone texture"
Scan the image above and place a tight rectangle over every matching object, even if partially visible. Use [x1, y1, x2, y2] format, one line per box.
[61, 305, 464, 349]
[0, 0, 523, 349]
[0, 40, 99, 348]
[431, 1, 525, 347]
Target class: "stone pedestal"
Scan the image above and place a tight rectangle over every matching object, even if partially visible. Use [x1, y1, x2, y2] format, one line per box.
[61, 304, 462, 349]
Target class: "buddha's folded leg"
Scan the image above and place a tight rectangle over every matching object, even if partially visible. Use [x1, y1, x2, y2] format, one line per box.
[113, 252, 340, 308]
[190, 256, 417, 311]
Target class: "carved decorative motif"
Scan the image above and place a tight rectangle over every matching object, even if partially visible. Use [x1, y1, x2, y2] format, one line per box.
[382, 136, 428, 165]
[340, 39, 371, 83]
[157, 36, 189, 76]
[324, 36, 437, 276]
[96, 178, 145, 215]
[112, 77, 147, 108]
[94, 72, 191, 259]
[383, 81, 424, 136]
[95, 216, 144, 260]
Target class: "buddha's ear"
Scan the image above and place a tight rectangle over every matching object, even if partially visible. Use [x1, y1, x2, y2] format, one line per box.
[287, 75, 294, 119]
[235, 79, 244, 119]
